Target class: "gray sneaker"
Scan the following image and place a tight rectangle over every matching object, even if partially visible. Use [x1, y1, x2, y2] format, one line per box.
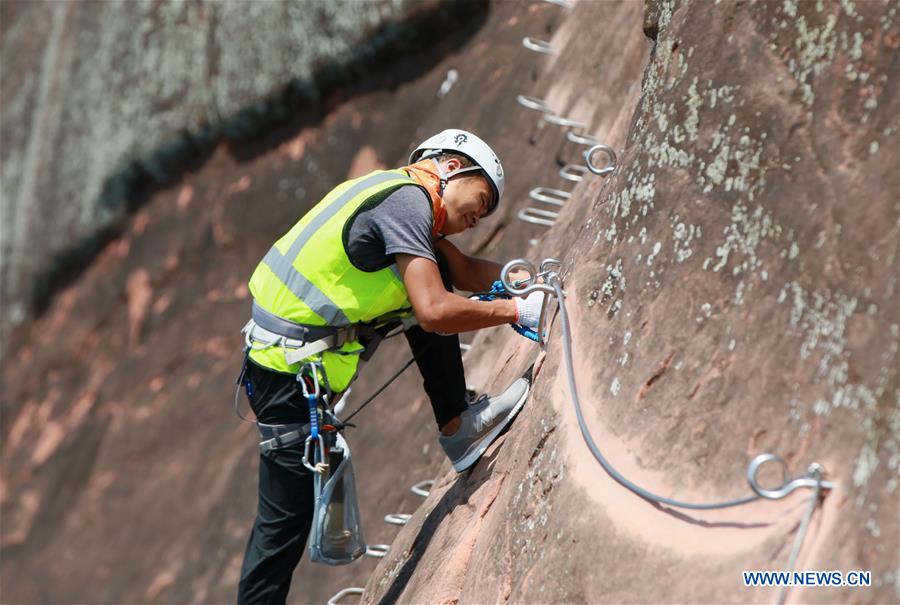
[439, 377, 531, 472]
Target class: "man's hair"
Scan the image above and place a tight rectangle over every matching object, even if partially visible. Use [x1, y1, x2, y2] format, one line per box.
[435, 152, 475, 169]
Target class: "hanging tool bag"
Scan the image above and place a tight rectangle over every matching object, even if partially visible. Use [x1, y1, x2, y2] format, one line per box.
[308, 431, 367, 565]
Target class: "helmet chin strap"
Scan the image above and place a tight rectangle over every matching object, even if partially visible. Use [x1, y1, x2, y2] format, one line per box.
[430, 158, 449, 197]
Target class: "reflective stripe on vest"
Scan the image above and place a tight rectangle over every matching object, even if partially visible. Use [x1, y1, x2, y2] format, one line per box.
[259, 171, 402, 326]
[246, 169, 431, 382]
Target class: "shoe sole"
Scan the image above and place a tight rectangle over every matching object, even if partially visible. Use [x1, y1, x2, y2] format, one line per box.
[451, 383, 530, 473]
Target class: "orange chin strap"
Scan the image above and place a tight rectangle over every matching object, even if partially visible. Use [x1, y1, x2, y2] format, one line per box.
[403, 159, 447, 237]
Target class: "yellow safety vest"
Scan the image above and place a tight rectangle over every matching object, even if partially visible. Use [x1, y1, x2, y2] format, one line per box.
[246, 169, 431, 391]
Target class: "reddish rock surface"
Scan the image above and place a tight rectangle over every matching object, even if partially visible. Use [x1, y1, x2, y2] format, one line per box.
[2, 1, 897, 604]
[0, 0, 451, 332]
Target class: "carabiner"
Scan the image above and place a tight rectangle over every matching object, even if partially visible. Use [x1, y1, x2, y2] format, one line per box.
[298, 362, 321, 397]
[302, 435, 329, 474]
[500, 258, 560, 296]
[500, 258, 565, 346]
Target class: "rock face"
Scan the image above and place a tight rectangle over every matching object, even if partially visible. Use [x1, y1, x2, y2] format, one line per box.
[1, 1, 897, 604]
[363, 1, 899, 604]
[0, 0, 450, 330]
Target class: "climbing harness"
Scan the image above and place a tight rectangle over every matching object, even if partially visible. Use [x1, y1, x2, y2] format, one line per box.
[234, 354, 318, 455]
[235, 343, 368, 565]
[242, 301, 363, 365]
[291, 362, 367, 566]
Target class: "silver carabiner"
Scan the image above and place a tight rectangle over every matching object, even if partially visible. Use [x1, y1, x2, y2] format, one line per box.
[297, 361, 323, 397]
[302, 435, 329, 474]
[746, 453, 835, 500]
[540, 258, 562, 275]
[501, 258, 564, 346]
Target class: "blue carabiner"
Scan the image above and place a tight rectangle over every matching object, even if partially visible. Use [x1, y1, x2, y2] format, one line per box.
[307, 393, 319, 440]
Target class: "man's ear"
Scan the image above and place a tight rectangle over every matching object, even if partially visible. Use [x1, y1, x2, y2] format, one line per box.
[443, 157, 461, 173]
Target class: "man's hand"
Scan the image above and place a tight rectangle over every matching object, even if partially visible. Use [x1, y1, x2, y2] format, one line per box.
[514, 291, 546, 329]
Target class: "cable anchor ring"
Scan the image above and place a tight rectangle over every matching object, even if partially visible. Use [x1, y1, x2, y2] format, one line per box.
[584, 144, 617, 176]
[746, 453, 835, 500]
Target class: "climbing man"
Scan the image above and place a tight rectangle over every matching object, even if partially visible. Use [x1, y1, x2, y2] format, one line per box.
[235, 129, 545, 604]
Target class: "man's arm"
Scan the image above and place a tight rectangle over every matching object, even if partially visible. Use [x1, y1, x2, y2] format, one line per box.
[434, 238, 505, 293]
[397, 253, 517, 333]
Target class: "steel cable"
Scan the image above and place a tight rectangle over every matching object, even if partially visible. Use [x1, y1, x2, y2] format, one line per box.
[549, 276, 832, 510]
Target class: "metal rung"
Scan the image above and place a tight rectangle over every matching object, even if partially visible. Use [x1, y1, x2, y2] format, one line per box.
[529, 238, 539, 246]
[543, 0, 574, 7]
[328, 588, 364, 605]
[384, 513, 412, 526]
[566, 130, 602, 146]
[584, 144, 617, 176]
[529, 187, 571, 206]
[460, 343, 472, 352]
[516, 95, 553, 113]
[543, 114, 586, 129]
[522, 37, 555, 55]
[518, 207, 559, 227]
[560, 164, 589, 182]
[411, 479, 434, 498]
[365, 544, 390, 558]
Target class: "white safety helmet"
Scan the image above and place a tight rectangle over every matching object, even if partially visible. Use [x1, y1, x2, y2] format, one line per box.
[409, 129, 504, 216]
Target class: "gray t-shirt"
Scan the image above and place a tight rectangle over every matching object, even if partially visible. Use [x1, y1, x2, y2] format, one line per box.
[345, 185, 437, 272]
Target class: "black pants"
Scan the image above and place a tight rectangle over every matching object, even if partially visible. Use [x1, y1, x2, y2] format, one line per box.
[237, 251, 467, 605]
